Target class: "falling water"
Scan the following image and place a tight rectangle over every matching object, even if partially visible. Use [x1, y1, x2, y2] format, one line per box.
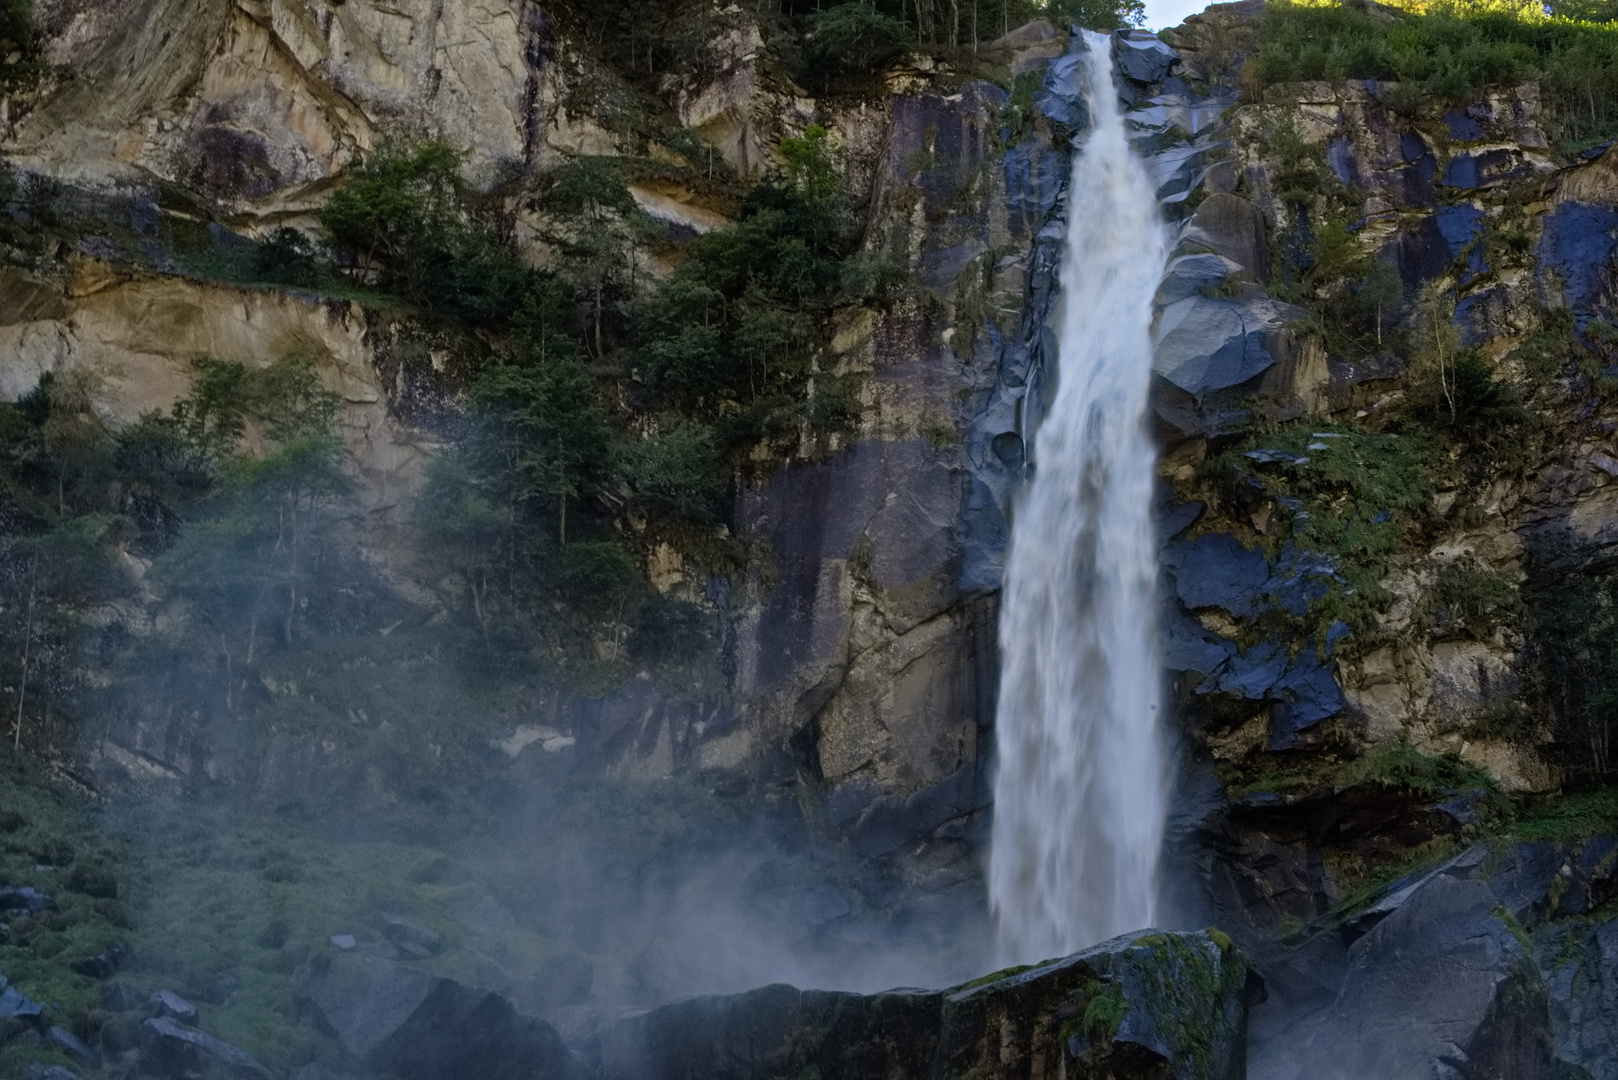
[988, 31, 1171, 964]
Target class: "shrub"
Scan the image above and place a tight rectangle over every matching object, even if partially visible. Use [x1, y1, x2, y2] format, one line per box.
[319, 141, 536, 323]
[621, 427, 722, 523]
[804, 4, 913, 81]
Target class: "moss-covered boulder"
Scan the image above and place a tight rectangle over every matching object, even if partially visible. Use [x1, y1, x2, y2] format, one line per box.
[593, 928, 1254, 1080]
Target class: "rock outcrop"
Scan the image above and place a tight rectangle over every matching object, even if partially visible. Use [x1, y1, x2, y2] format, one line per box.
[301, 952, 576, 1080]
[593, 928, 1255, 1080]
[1246, 833, 1618, 1080]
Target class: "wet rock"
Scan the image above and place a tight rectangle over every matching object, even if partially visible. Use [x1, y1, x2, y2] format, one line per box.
[370, 979, 574, 1080]
[1154, 294, 1310, 400]
[527, 952, 594, 1009]
[1539, 202, 1618, 317]
[101, 980, 141, 1012]
[1294, 874, 1552, 1080]
[596, 929, 1252, 1080]
[303, 952, 573, 1078]
[1114, 31, 1180, 86]
[46, 1025, 97, 1069]
[151, 989, 198, 1024]
[377, 913, 443, 956]
[1173, 532, 1270, 617]
[1179, 194, 1270, 282]
[1539, 917, 1618, 1080]
[1156, 252, 1246, 306]
[139, 1016, 272, 1080]
[0, 887, 51, 915]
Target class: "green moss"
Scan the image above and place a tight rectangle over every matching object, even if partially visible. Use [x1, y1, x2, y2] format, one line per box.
[1079, 983, 1128, 1042]
[1205, 420, 1428, 644]
[1506, 787, 1618, 842]
[1124, 934, 1245, 1080]
[948, 963, 1038, 993]
[1493, 904, 1535, 951]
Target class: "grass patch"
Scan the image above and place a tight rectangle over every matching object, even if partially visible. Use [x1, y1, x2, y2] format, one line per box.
[1505, 786, 1618, 842]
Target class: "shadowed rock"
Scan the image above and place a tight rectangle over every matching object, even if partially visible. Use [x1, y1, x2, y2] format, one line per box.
[594, 929, 1253, 1080]
[302, 953, 574, 1080]
[1292, 874, 1552, 1080]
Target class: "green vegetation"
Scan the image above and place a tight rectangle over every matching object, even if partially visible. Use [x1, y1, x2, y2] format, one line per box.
[1430, 559, 1522, 638]
[1251, 1, 1618, 149]
[1522, 540, 1618, 779]
[635, 126, 857, 427]
[1508, 786, 1618, 840]
[1079, 982, 1128, 1041]
[1208, 422, 1428, 637]
[1225, 741, 1505, 800]
[317, 142, 537, 325]
[0, 0, 43, 92]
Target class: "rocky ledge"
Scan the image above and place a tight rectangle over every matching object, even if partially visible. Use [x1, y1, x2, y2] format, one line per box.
[590, 928, 1256, 1080]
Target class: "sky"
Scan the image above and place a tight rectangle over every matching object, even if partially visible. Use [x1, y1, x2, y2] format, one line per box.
[1140, 0, 1216, 31]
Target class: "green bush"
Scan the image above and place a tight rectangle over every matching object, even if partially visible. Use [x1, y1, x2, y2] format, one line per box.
[0, 0, 43, 91]
[1431, 560, 1521, 636]
[621, 427, 722, 523]
[319, 141, 536, 323]
[1523, 535, 1618, 779]
[801, 4, 914, 85]
[636, 129, 852, 414]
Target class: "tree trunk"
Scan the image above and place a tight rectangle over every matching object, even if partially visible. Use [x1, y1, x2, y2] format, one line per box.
[13, 574, 34, 751]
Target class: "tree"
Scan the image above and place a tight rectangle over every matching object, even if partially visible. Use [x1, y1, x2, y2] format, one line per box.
[466, 357, 612, 548]
[1047, 0, 1146, 30]
[536, 158, 652, 356]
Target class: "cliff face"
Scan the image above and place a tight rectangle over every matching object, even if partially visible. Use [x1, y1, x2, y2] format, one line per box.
[0, 0, 1604, 906]
[2, 0, 1618, 1075]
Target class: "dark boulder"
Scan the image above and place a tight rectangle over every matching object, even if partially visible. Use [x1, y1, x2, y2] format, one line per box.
[0, 981, 44, 1020]
[102, 980, 142, 1012]
[138, 1016, 272, 1080]
[1293, 874, 1552, 1080]
[1540, 917, 1618, 1080]
[46, 1025, 97, 1069]
[151, 989, 198, 1024]
[1153, 294, 1310, 401]
[68, 943, 125, 979]
[596, 929, 1252, 1080]
[303, 954, 437, 1062]
[370, 980, 574, 1080]
[0, 887, 51, 915]
[1114, 31, 1179, 86]
[302, 953, 574, 1079]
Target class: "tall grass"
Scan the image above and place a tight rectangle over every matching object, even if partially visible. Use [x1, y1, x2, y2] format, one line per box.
[1251, 0, 1618, 150]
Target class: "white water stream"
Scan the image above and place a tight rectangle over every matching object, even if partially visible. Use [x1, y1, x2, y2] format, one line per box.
[988, 31, 1172, 964]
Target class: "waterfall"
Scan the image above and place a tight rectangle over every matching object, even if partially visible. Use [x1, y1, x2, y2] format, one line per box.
[988, 31, 1171, 965]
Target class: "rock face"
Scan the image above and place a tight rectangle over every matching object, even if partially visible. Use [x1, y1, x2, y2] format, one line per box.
[594, 929, 1254, 1080]
[301, 953, 575, 1080]
[7, 0, 596, 210]
[1246, 834, 1618, 1080]
[1296, 874, 1551, 1080]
